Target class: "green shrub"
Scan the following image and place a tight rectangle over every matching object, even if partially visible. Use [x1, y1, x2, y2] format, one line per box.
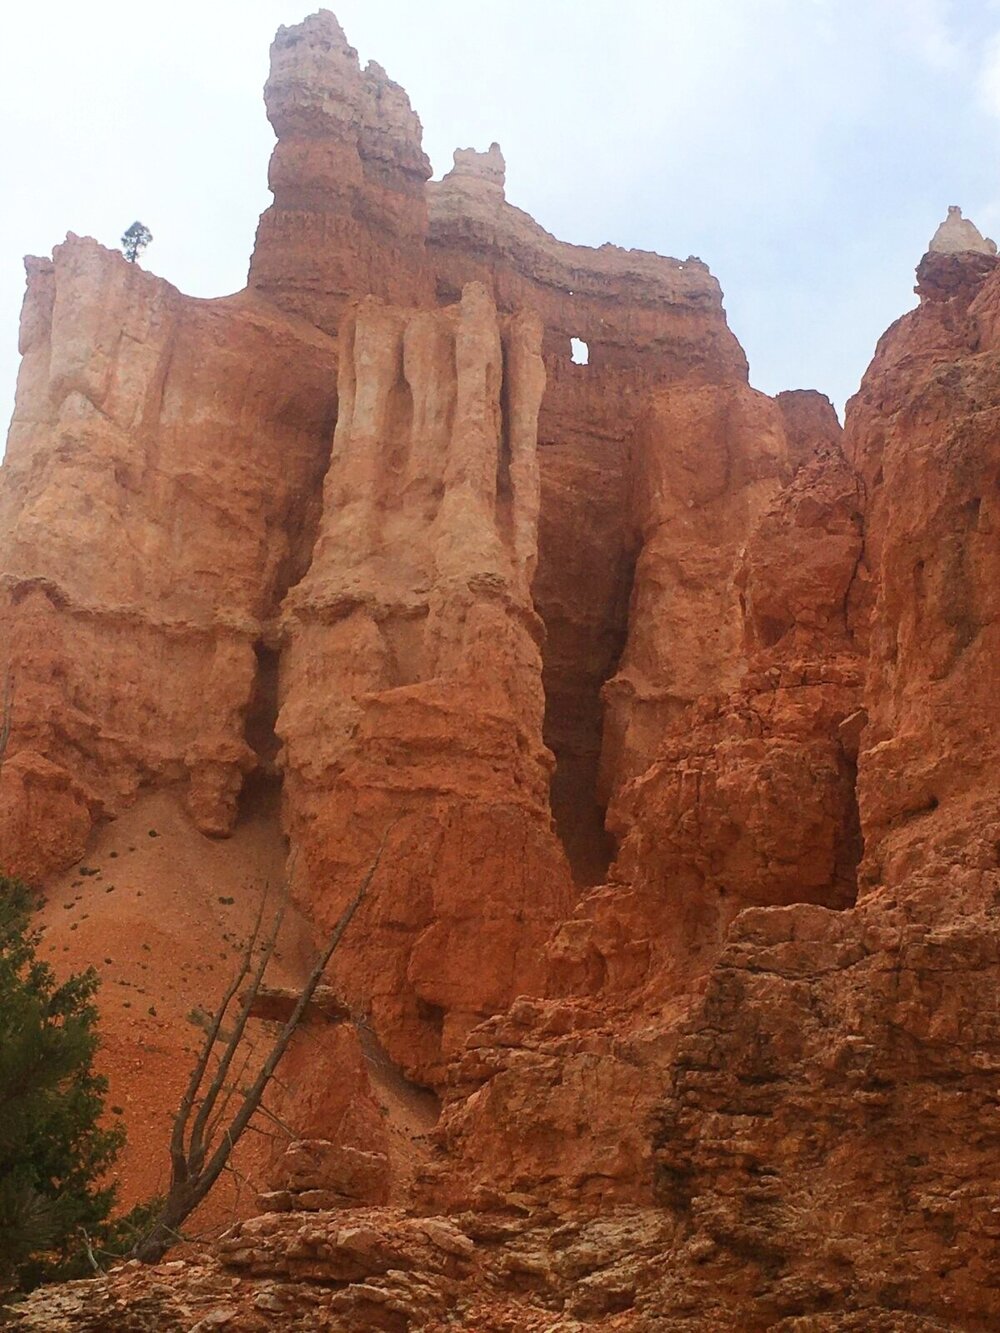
[0, 876, 124, 1294]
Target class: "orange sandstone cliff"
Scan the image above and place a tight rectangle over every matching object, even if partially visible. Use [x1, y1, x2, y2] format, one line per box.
[3, 11, 999, 1331]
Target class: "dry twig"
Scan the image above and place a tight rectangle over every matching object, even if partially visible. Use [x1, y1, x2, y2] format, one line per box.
[131, 835, 389, 1262]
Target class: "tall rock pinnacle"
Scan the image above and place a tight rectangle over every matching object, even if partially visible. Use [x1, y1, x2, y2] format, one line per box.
[248, 9, 433, 333]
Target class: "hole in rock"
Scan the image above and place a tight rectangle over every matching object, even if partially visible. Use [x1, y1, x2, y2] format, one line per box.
[236, 769, 282, 827]
[570, 336, 590, 365]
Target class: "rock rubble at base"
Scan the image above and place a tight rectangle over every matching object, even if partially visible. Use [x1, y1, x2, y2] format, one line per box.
[6, 1206, 676, 1332]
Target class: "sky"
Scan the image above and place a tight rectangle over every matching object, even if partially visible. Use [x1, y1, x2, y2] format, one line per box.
[3, 0, 1000, 446]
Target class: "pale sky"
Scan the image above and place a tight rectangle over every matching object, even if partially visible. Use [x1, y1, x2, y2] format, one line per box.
[4, 0, 1000, 446]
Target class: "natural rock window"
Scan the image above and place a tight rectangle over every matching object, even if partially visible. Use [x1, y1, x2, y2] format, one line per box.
[570, 336, 589, 365]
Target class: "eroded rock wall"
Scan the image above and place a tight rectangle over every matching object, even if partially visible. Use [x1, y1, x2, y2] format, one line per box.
[596, 417, 864, 999]
[647, 249, 1000, 1328]
[601, 381, 793, 797]
[429, 145, 752, 884]
[0, 8, 872, 1224]
[276, 282, 573, 1087]
[5, 13, 999, 1328]
[851, 249, 1000, 895]
[426, 393, 866, 1215]
[0, 236, 337, 879]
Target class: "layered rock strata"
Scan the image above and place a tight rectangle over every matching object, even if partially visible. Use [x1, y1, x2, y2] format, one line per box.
[248, 10, 433, 335]
[3, 10, 999, 1330]
[0, 236, 337, 880]
[646, 247, 1000, 1327]
[276, 282, 574, 1084]
[429, 143, 752, 884]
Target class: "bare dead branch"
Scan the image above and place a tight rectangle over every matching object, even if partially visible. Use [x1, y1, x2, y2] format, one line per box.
[202, 1041, 258, 1151]
[76, 1228, 100, 1274]
[186, 897, 287, 1176]
[221, 1158, 254, 1219]
[0, 668, 13, 771]
[131, 833, 390, 1262]
[246, 1097, 300, 1142]
[167, 883, 272, 1188]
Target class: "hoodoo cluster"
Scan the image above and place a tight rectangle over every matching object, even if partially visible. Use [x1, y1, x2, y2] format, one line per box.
[2, 11, 999, 1329]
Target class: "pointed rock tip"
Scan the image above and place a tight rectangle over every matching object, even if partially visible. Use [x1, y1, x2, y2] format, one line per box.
[275, 10, 350, 47]
[927, 205, 997, 257]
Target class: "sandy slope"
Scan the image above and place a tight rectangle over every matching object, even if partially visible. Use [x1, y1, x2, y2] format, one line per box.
[33, 782, 442, 1237]
[36, 786, 316, 1224]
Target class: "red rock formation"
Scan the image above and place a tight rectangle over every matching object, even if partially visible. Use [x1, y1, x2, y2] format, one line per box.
[276, 282, 573, 1085]
[646, 248, 1000, 1327]
[248, 10, 433, 335]
[3, 11, 999, 1330]
[429, 142, 752, 886]
[601, 381, 793, 797]
[851, 249, 1000, 895]
[428, 395, 864, 1216]
[416, 994, 680, 1217]
[537, 391, 864, 1007]
[0, 236, 336, 880]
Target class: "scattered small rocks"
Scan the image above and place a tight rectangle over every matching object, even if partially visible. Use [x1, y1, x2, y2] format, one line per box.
[5, 1206, 673, 1331]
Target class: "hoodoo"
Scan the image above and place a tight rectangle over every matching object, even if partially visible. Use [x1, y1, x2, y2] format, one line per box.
[3, 11, 999, 1329]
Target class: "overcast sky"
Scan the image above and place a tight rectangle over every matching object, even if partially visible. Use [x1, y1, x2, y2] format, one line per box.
[4, 0, 1000, 447]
